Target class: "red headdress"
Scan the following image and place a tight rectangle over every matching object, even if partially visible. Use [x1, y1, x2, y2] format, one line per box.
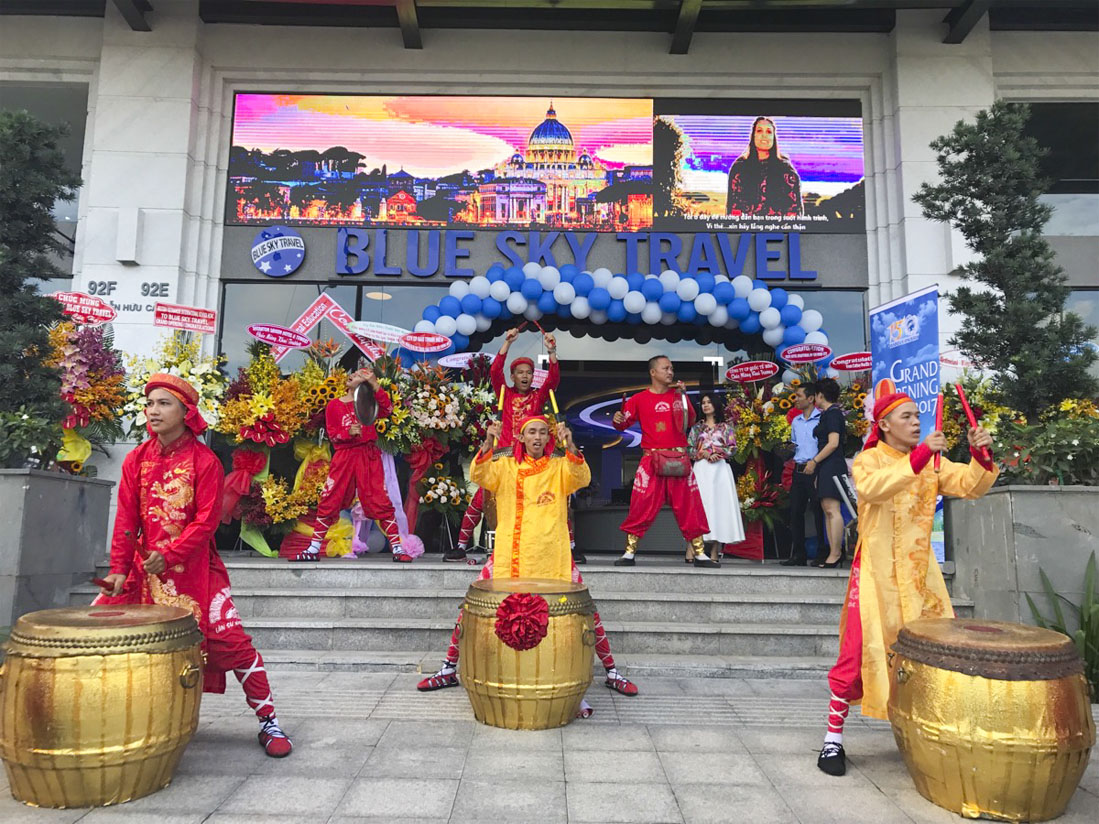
[145, 373, 207, 436]
[512, 414, 555, 463]
[862, 378, 913, 451]
[510, 357, 535, 374]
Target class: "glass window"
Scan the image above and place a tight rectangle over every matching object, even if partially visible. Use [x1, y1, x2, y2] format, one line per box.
[1066, 289, 1099, 378]
[358, 284, 450, 325]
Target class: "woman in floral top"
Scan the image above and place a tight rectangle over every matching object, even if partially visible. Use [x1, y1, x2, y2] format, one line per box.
[688, 392, 746, 565]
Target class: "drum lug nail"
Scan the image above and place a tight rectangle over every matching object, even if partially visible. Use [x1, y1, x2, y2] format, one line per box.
[896, 666, 909, 684]
[179, 663, 201, 689]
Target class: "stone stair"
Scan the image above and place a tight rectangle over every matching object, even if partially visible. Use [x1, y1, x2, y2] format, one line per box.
[72, 554, 970, 679]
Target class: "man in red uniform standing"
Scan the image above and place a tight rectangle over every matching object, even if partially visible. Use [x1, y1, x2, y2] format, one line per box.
[612, 355, 712, 567]
[451, 327, 560, 561]
[299, 365, 411, 562]
[96, 374, 292, 757]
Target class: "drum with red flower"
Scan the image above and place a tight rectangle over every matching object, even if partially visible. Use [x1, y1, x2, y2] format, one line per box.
[458, 578, 595, 730]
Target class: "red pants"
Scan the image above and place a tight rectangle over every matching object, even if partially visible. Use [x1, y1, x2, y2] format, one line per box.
[825, 553, 863, 733]
[443, 559, 616, 670]
[619, 454, 709, 541]
[316, 443, 400, 549]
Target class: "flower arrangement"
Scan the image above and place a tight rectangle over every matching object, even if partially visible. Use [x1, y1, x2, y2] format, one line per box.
[838, 376, 871, 456]
[418, 473, 470, 520]
[941, 376, 1025, 464]
[123, 332, 227, 437]
[725, 382, 792, 462]
[736, 461, 787, 528]
[494, 592, 550, 651]
[47, 322, 127, 436]
[215, 343, 311, 446]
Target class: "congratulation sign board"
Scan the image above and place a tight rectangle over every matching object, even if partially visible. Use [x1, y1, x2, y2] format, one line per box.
[154, 302, 217, 334]
[53, 292, 117, 326]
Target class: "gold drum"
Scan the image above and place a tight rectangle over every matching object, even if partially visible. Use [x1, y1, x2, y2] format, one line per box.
[0, 605, 205, 808]
[483, 490, 498, 531]
[458, 578, 595, 730]
[889, 618, 1094, 822]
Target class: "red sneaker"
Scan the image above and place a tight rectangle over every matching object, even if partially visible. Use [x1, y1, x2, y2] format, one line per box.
[417, 670, 459, 691]
[605, 672, 639, 696]
[258, 716, 292, 758]
[392, 551, 414, 563]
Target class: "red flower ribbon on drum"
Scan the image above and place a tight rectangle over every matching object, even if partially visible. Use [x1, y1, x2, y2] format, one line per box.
[494, 592, 550, 651]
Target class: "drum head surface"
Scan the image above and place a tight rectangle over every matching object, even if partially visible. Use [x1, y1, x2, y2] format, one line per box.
[17, 605, 192, 630]
[354, 382, 377, 426]
[7, 605, 202, 657]
[471, 578, 585, 595]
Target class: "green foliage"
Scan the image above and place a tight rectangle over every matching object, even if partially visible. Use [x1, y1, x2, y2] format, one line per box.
[996, 417, 1099, 487]
[0, 409, 63, 469]
[913, 101, 1098, 420]
[1026, 552, 1099, 701]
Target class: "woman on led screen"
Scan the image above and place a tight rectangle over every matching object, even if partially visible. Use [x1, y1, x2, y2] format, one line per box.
[726, 116, 803, 217]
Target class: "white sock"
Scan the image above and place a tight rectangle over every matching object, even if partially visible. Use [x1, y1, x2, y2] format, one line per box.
[606, 667, 619, 681]
[824, 731, 843, 746]
[306, 540, 321, 554]
[620, 550, 635, 559]
[438, 662, 456, 676]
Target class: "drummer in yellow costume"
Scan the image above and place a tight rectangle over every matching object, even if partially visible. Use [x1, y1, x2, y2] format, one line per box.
[817, 381, 997, 777]
[417, 415, 639, 700]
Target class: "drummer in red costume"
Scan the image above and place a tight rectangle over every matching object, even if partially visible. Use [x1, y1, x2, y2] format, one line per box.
[96, 374, 292, 758]
[452, 326, 560, 561]
[612, 355, 713, 567]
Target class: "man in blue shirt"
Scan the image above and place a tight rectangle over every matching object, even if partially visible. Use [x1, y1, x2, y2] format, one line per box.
[782, 382, 825, 566]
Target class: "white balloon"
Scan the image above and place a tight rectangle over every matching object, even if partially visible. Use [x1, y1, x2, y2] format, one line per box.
[762, 327, 786, 347]
[658, 269, 680, 291]
[475, 314, 492, 333]
[787, 293, 805, 310]
[537, 266, 561, 290]
[747, 288, 772, 312]
[782, 369, 801, 384]
[800, 309, 823, 332]
[455, 313, 477, 337]
[553, 282, 576, 304]
[759, 307, 782, 329]
[523, 304, 543, 321]
[805, 330, 829, 346]
[448, 280, 470, 298]
[468, 276, 491, 298]
[695, 293, 717, 316]
[641, 303, 662, 325]
[708, 306, 729, 327]
[714, 274, 731, 284]
[434, 315, 457, 337]
[489, 280, 511, 302]
[676, 278, 700, 301]
[732, 275, 753, 298]
[608, 276, 630, 300]
[571, 296, 591, 319]
[827, 367, 840, 378]
[522, 261, 542, 277]
[590, 310, 608, 325]
[414, 319, 436, 333]
[506, 293, 528, 314]
[623, 291, 646, 314]
[660, 312, 677, 326]
[591, 267, 614, 288]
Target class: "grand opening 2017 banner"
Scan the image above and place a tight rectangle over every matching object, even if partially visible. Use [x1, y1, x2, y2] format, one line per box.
[870, 284, 941, 439]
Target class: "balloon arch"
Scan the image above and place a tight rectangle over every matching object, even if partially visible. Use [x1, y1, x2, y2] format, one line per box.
[412, 262, 831, 368]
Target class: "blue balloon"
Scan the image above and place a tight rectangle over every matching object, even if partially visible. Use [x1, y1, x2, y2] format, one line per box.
[499, 305, 513, 320]
[450, 333, 469, 352]
[820, 353, 834, 369]
[558, 263, 579, 283]
[481, 297, 502, 319]
[752, 279, 770, 292]
[504, 266, 525, 290]
[556, 303, 572, 319]
[769, 288, 788, 310]
[677, 302, 697, 323]
[696, 273, 715, 294]
[423, 305, 441, 323]
[782, 325, 806, 346]
[439, 296, 462, 318]
[626, 312, 642, 325]
[658, 292, 681, 313]
[588, 287, 611, 311]
[537, 290, 557, 313]
[779, 304, 802, 327]
[627, 272, 645, 291]
[713, 282, 735, 305]
[607, 299, 627, 323]
[485, 264, 505, 281]
[641, 278, 664, 301]
[693, 314, 707, 326]
[728, 297, 750, 320]
[460, 294, 482, 315]
[520, 278, 543, 300]
[740, 312, 762, 334]
[573, 272, 595, 297]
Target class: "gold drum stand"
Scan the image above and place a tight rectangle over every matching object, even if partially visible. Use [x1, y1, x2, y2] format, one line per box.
[459, 578, 595, 730]
[0, 605, 205, 808]
[888, 618, 1094, 821]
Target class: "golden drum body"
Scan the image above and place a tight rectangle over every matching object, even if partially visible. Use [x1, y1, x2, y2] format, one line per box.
[888, 618, 1094, 822]
[0, 605, 205, 808]
[458, 578, 595, 730]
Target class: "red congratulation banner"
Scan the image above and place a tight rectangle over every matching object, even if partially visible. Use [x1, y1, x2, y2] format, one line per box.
[780, 343, 833, 364]
[269, 293, 385, 362]
[53, 292, 117, 326]
[830, 351, 873, 372]
[154, 302, 217, 334]
[248, 323, 312, 349]
[725, 361, 779, 383]
[398, 331, 452, 354]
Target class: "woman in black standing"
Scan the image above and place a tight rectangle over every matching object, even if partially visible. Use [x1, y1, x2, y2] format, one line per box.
[806, 378, 847, 568]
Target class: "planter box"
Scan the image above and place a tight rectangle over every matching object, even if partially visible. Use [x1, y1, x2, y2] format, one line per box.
[0, 469, 114, 627]
[946, 485, 1099, 625]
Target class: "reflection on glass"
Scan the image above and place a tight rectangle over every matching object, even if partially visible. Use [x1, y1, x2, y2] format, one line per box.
[1066, 290, 1099, 379]
[358, 284, 450, 326]
[1040, 194, 1099, 237]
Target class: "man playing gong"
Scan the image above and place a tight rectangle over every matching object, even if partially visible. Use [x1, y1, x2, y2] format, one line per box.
[96, 374, 292, 757]
[418, 415, 638, 698]
[817, 380, 997, 777]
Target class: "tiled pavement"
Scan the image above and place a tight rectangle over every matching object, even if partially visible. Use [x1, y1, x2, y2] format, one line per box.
[2, 671, 1096, 824]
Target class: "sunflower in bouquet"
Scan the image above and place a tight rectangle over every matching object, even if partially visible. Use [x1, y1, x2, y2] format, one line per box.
[369, 353, 418, 455]
[297, 339, 348, 421]
[838, 376, 871, 456]
[418, 473, 471, 521]
[215, 343, 311, 447]
[123, 331, 227, 438]
[725, 381, 791, 462]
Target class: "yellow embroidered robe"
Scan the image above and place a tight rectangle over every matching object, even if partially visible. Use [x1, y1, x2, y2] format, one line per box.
[470, 449, 591, 581]
[849, 442, 998, 718]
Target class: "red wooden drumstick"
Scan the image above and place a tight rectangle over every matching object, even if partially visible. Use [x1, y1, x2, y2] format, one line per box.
[955, 383, 991, 462]
[90, 576, 112, 590]
[933, 392, 943, 473]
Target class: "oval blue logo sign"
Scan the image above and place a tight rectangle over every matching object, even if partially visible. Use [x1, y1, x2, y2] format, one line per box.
[251, 226, 305, 277]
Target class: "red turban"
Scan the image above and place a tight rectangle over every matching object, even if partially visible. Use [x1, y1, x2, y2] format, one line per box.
[145, 373, 207, 436]
[513, 414, 555, 462]
[510, 357, 535, 373]
[862, 378, 913, 451]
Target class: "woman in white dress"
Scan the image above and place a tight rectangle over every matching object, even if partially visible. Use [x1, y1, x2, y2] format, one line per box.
[688, 392, 746, 566]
